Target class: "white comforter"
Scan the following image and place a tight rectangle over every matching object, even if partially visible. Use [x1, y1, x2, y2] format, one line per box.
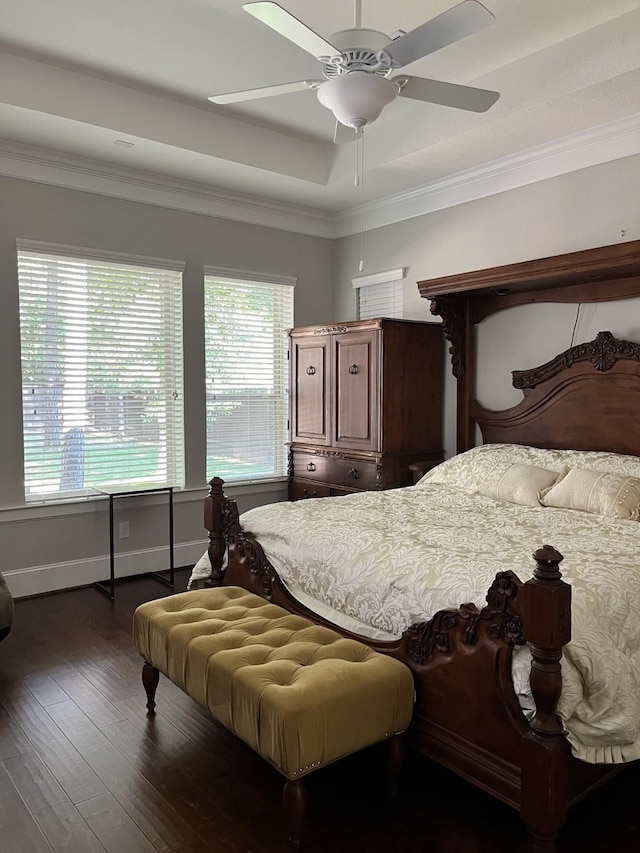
[198, 444, 640, 764]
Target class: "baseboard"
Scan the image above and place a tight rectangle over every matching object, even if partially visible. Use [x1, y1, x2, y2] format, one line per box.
[4, 540, 208, 599]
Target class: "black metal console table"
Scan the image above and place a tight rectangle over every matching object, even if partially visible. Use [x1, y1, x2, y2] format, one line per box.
[95, 485, 175, 600]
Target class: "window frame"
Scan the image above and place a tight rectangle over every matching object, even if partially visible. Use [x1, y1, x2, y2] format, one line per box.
[203, 265, 296, 485]
[16, 239, 185, 503]
[352, 266, 406, 319]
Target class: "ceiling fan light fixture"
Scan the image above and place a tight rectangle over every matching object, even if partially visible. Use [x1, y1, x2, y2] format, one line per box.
[212, 2, 500, 139]
[317, 71, 397, 128]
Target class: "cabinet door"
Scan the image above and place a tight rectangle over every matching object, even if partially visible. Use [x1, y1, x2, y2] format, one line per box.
[332, 330, 379, 451]
[290, 335, 330, 445]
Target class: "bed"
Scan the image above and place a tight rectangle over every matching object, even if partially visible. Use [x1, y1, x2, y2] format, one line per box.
[198, 239, 640, 852]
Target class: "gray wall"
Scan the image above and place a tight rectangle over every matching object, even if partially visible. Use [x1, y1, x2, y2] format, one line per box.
[334, 154, 640, 458]
[3, 153, 640, 596]
[0, 176, 334, 595]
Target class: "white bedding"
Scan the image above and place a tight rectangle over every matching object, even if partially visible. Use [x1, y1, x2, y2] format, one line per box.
[192, 444, 640, 764]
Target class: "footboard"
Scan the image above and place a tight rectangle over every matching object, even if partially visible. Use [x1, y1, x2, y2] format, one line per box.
[400, 567, 530, 808]
[400, 545, 584, 852]
[203, 478, 621, 852]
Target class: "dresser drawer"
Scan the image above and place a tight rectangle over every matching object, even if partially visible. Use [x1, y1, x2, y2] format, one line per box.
[289, 480, 333, 501]
[291, 450, 379, 491]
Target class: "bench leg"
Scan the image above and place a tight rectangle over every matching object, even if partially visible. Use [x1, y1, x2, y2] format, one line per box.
[142, 661, 160, 714]
[383, 733, 404, 799]
[283, 778, 307, 848]
[526, 829, 557, 853]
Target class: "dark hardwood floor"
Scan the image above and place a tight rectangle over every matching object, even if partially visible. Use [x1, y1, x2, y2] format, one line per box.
[1, 570, 639, 853]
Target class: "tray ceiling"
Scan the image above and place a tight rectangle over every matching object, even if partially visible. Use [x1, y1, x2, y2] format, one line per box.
[1, 0, 640, 213]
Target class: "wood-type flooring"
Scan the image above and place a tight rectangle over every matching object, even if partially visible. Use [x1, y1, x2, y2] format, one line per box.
[1, 570, 638, 853]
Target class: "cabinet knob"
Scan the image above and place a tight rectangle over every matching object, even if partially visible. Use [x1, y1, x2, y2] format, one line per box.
[348, 364, 358, 375]
[306, 462, 316, 472]
[306, 366, 316, 375]
[348, 467, 359, 480]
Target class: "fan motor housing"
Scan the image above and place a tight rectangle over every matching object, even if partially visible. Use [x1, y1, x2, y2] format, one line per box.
[322, 28, 398, 79]
[328, 28, 391, 52]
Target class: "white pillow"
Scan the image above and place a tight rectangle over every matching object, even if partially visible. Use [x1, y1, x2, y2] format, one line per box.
[420, 443, 640, 492]
[540, 468, 640, 520]
[550, 449, 640, 480]
[476, 462, 564, 507]
[420, 444, 567, 491]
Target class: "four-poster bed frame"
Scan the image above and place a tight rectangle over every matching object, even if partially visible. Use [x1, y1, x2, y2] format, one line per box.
[203, 238, 640, 851]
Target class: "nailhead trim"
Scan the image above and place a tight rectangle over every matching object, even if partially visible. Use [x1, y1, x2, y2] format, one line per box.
[293, 760, 322, 775]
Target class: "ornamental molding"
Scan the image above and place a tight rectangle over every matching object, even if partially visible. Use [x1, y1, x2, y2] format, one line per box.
[3, 111, 640, 238]
[430, 296, 465, 379]
[230, 531, 276, 597]
[0, 141, 334, 239]
[333, 112, 640, 237]
[512, 331, 640, 389]
[313, 326, 349, 335]
[405, 570, 524, 665]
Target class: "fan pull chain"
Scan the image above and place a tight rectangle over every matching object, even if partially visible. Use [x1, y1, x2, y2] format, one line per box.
[359, 129, 365, 272]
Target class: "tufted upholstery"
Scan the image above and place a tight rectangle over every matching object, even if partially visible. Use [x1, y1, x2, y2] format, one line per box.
[133, 586, 414, 780]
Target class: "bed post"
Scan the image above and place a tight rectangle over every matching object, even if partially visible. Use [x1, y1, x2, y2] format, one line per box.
[519, 545, 572, 853]
[204, 477, 229, 587]
[429, 295, 476, 452]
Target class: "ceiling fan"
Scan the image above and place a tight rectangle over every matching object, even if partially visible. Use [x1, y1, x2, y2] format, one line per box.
[209, 0, 500, 143]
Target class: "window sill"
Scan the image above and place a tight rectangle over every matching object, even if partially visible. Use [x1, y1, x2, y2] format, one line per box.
[0, 478, 287, 523]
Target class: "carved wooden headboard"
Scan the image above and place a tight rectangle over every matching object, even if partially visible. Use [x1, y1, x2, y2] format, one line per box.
[417, 239, 640, 453]
[472, 331, 640, 456]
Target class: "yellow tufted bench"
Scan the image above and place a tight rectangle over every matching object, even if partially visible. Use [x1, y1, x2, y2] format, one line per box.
[133, 586, 414, 847]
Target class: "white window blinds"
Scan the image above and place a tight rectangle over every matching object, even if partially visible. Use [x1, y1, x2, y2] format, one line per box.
[204, 268, 295, 483]
[353, 267, 405, 320]
[17, 242, 185, 501]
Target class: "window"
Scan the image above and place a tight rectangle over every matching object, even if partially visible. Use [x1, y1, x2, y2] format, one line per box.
[353, 267, 405, 319]
[17, 241, 185, 501]
[204, 267, 295, 483]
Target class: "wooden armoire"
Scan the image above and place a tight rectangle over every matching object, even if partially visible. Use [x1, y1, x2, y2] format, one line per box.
[288, 318, 444, 499]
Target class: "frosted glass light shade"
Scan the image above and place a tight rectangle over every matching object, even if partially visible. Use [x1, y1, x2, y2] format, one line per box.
[317, 72, 397, 128]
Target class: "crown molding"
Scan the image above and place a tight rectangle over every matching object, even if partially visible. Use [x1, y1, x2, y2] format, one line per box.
[1, 112, 639, 241]
[0, 141, 335, 239]
[334, 112, 640, 237]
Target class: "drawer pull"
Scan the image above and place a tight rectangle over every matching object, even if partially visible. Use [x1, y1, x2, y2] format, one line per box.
[306, 462, 316, 472]
[348, 467, 359, 480]
[348, 364, 358, 375]
[306, 366, 316, 375]
[303, 489, 318, 498]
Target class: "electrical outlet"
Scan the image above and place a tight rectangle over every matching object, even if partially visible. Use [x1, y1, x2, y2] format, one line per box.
[119, 521, 130, 539]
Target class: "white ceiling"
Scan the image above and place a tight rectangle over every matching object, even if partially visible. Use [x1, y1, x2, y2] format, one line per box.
[1, 0, 640, 214]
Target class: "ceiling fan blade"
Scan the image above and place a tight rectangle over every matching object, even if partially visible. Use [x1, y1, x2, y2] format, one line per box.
[383, 0, 495, 68]
[208, 80, 311, 105]
[397, 76, 499, 112]
[243, 2, 339, 59]
[333, 121, 359, 145]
